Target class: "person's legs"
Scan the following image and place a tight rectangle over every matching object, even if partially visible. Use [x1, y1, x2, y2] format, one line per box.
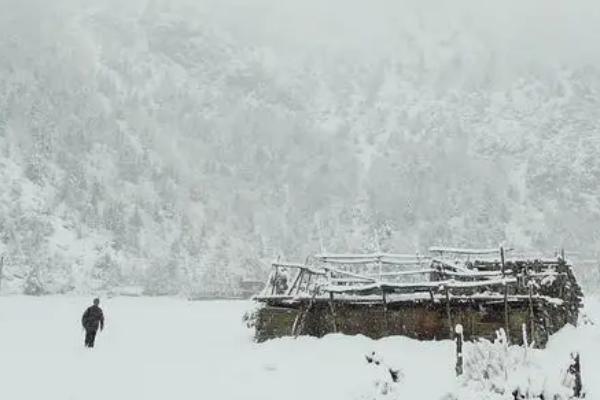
[88, 329, 97, 348]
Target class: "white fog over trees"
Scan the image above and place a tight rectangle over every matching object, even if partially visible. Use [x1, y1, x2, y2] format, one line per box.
[1, 0, 600, 296]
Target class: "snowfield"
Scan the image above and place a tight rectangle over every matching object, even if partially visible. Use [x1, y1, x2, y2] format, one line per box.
[0, 296, 598, 400]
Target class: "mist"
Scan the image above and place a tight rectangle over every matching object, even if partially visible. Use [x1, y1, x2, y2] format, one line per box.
[1, 0, 600, 296]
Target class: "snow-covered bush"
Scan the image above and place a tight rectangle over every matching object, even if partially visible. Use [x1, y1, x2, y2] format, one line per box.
[457, 329, 575, 399]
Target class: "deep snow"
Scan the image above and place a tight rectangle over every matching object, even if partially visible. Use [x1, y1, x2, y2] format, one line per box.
[0, 296, 598, 400]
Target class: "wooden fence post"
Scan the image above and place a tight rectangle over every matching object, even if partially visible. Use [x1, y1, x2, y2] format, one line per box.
[500, 245, 506, 277]
[504, 282, 510, 343]
[455, 324, 464, 376]
[569, 352, 583, 398]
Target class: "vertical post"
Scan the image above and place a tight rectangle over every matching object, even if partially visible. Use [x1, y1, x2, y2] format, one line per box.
[569, 352, 583, 398]
[296, 291, 317, 337]
[528, 282, 535, 345]
[291, 303, 304, 336]
[500, 245, 506, 278]
[382, 289, 389, 335]
[305, 272, 313, 295]
[445, 287, 453, 338]
[287, 269, 303, 296]
[455, 324, 464, 376]
[377, 256, 383, 281]
[329, 292, 338, 333]
[294, 270, 305, 295]
[560, 248, 566, 261]
[504, 283, 510, 343]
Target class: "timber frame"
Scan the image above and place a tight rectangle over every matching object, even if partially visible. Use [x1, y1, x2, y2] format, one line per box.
[252, 247, 583, 347]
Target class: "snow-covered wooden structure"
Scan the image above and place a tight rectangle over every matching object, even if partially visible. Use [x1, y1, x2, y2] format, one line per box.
[252, 247, 583, 347]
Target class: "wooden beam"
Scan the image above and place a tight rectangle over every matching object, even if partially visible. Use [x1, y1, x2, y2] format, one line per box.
[270, 266, 279, 295]
[288, 269, 304, 296]
[429, 246, 511, 255]
[287, 269, 303, 296]
[291, 303, 304, 336]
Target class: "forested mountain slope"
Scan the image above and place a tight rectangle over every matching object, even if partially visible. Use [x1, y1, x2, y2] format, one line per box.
[1, 0, 600, 295]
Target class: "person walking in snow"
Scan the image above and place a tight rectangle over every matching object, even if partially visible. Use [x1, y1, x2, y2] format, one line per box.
[81, 298, 105, 348]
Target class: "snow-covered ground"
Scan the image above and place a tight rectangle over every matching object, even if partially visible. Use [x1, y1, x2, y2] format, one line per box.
[0, 296, 598, 400]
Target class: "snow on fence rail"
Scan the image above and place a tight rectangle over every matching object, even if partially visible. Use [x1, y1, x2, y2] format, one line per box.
[262, 247, 571, 300]
[429, 247, 512, 255]
[324, 277, 517, 295]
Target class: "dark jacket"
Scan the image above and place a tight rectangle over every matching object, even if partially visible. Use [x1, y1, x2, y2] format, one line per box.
[82, 305, 104, 331]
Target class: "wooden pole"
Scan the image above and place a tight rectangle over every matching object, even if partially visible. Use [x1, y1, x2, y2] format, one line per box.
[291, 304, 304, 336]
[295, 270, 305, 295]
[295, 292, 318, 337]
[287, 269, 303, 296]
[500, 246, 506, 278]
[569, 352, 583, 398]
[504, 283, 509, 342]
[382, 289, 389, 335]
[445, 287, 453, 338]
[329, 292, 338, 333]
[455, 324, 464, 376]
[305, 273, 313, 294]
[271, 266, 279, 295]
[528, 282, 535, 345]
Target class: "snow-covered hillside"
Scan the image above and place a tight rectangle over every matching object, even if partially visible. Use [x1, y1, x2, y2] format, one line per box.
[1, 0, 600, 295]
[0, 296, 598, 400]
